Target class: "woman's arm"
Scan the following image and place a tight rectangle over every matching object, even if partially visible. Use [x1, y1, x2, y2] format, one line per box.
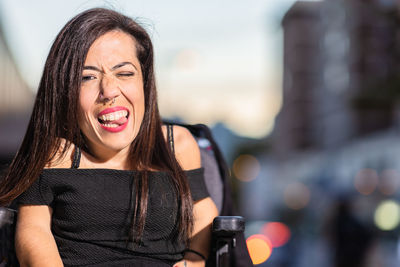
[184, 197, 218, 266]
[171, 126, 219, 267]
[15, 205, 64, 267]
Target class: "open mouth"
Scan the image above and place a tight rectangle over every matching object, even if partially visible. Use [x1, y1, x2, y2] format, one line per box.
[97, 109, 129, 131]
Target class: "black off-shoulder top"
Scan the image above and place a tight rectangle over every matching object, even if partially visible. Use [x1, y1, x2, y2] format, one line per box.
[17, 167, 209, 266]
[17, 126, 209, 267]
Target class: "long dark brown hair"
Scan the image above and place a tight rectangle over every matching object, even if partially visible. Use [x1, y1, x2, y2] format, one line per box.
[0, 8, 193, 243]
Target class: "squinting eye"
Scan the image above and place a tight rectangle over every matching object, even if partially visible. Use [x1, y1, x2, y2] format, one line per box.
[82, 75, 96, 82]
[117, 72, 134, 77]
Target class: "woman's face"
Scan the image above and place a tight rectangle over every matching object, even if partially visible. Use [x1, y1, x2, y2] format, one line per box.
[78, 30, 145, 159]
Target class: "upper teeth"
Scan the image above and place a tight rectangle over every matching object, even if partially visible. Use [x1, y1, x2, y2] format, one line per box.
[99, 110, 128, 121]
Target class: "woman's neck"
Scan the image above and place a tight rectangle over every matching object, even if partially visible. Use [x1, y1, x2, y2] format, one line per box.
[81, 146, 132, 170]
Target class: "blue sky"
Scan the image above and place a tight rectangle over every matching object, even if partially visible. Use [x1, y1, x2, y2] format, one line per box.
[0, 0, 311, 138]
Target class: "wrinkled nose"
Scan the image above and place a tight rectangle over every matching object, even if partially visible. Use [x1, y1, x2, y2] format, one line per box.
[99, 75, 121, 103]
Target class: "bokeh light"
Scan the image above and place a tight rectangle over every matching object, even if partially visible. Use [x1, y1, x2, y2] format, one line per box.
[262, 222, 291, 248]
[354, 168, 378, 195]
[232, 154, 261, 182]
[246, 234, 273, 265]
[283, 182, 311, 210]
[245, 221, 268, 238]
[379, 169, 400, 196]
[374, 200, 400, 231]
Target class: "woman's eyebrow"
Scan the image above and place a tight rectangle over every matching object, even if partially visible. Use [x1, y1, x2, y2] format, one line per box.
[83, 65, 101, 71]
[112, 62, 137, 71]
[83, 62, 138, 72]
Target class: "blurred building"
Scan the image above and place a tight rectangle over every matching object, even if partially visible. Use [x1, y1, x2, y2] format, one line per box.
[240, 1, 400, 266]
[273, 0, 400, 157]
[0, 21, 34, 167]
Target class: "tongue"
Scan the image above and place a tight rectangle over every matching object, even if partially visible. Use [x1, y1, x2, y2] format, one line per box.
[106, 117, 128, 125]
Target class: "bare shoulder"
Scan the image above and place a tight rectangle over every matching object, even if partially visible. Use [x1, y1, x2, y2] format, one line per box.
[162, 125, 201, 170]
[17, 205, 52, 226]
[44, 138, 75, 169]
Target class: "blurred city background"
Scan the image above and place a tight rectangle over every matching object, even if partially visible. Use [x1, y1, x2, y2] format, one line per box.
[1, 0, 400, 266]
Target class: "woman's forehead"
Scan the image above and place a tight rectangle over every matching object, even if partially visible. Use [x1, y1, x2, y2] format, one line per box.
[85, 31, 139, 66]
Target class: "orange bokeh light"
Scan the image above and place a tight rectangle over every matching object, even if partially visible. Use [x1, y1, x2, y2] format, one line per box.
[246, 234, 273, 265]
[262, 222, 291, 248]
[232, 154, 261, 182]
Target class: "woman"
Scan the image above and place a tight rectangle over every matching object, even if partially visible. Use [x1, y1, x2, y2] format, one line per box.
[0, 8, 218, 267]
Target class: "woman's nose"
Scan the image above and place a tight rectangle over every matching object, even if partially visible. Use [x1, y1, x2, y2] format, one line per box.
[99, 75, 121, 102]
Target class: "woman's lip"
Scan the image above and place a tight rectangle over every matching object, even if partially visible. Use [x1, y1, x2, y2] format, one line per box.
[98, 106, 129, 116]
[99, 121, 128, 133]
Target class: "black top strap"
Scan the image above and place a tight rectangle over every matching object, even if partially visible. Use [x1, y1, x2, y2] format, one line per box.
[71, 147, 81, 169]
[167, 124, 175, 154]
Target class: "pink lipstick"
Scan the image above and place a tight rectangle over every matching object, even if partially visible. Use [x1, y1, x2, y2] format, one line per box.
[97, 106, 129, 133]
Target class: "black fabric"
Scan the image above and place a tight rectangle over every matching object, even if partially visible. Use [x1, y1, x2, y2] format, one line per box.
[71, 147, 81, 169]
[17, 168, 208, 266]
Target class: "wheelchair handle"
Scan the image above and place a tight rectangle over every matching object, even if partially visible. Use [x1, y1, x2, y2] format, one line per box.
[212, 216, 245, 267]
[212, 216, 245, 237]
